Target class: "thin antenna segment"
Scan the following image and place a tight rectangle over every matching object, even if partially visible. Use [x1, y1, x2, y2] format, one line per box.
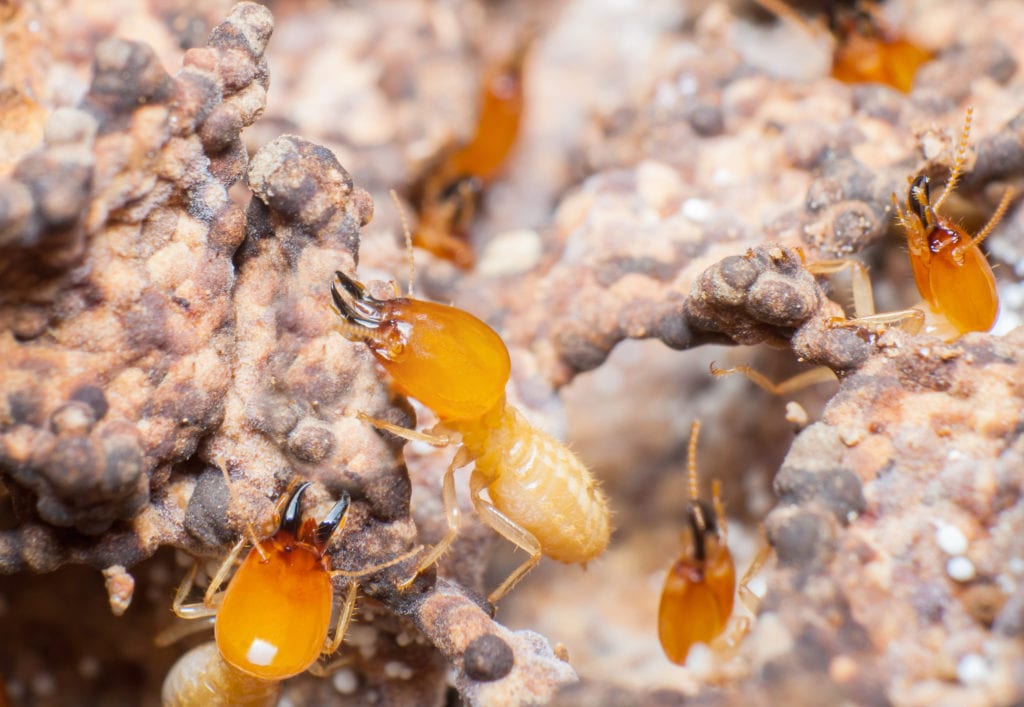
[687, 419, 706, 531]
[389, 189, 416, 297]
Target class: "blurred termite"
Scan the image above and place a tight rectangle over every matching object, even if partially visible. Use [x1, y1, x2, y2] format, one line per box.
[659, 420, 766, 665]
[330, 260, 611, 604]
[161, 481, 417, 707]
[753, 0, 932, 92]
[411, 34, 530, 269]
[828, 1, 932, 92]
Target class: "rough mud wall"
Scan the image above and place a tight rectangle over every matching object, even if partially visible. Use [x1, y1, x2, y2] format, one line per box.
[0, 1, 1022, 706]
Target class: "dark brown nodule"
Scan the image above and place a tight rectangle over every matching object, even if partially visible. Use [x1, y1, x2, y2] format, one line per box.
[766, 507, 836, 569]
[463, 633, 514, 682]
[718, 254, 760, 290]
[774, 466, 866, 524]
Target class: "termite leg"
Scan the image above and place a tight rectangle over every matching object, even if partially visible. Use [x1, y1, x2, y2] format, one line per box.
[153, 613, 216, 647]
[711, 362, 839, 396]
[806, 259, 876, 318]
[711, 545, 771, 655]
[308, 654, 354, 679]
[838, 308, 925, 335]
[397, 454, 465, 588]
[171, 479, 303, 619]
[469, 470, 543, 604]
[737, 544, 771, 615]
[306, 583, 358, 678]
[806, 258, 926, 334]
[201, 535, 249, 608]
[170, 533, 247, 619]
[328, 545, 424, 579]
[324, 582, 358, 656]
[170, 564, 219, 620]
[356, 411, 452, 447]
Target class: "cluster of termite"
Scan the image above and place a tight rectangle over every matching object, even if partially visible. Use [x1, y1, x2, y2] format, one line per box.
[159, 3, 1017, 703]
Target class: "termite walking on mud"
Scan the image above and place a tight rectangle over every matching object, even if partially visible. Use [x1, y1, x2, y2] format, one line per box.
[658, 420, 765, 665]
[890, 107, 1014, 338]
[330, 267, 611, 604]
[718, 108, 1014, 400]
[161, 481, 417, 707]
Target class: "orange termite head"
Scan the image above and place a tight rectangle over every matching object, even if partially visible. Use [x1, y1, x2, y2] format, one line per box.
[331, 271, 511, 421]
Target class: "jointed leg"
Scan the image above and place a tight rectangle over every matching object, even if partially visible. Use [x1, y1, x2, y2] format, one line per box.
[357, 411, 452, 446]
[839, 307, 925, 335]
[737, 544, 771, 615]
[807, 259, 876, 319]
[323, 582, 358, 656]
[307, 583, 358, 677]
[398, 456, 463, 588]
[711, 362, 838, 396]
[329, 545, 424, 579]
[171, 534, 247, 619]
[710, 545, 771, 655]
[806, 258, 925, 334]
[153, 614, 216, 647]
[171, 564, 219, 620]
[202, 535, 249, 607]
[470, 471, 542, 604]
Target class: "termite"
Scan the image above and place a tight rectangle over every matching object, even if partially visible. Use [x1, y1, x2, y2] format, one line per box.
[412, 35, 529, 269]
[727, 109, 1012, 353]
[161, 481, 416, 707]
[330, 269, 611, 604]
[752, 0, 931, 93]
[828, 1, 932, 93]
[891, 107, 1014, 337]
[659, 420, 764, 665]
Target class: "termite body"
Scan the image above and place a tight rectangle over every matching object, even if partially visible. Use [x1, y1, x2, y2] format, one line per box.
[659, 421, 763, 665]
[891, 108, 1012, 337]
[413, 38, 528, 268]
[162, 482, 410, 706]
[331, 272, 610, 603]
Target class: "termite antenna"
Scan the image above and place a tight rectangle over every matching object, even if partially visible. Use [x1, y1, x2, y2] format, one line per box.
[687, 420, 706, 532]
[970, 187, 1015, 251]
[390, 189, 416, 298]
[934, 106, 973, 213]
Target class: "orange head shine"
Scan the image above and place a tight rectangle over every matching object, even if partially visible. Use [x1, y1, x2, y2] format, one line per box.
[331, 271, 510, 421]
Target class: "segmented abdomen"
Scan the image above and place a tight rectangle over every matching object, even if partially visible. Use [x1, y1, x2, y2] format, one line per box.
[162, 641, 281, 707]
[452, 399, 611, 564]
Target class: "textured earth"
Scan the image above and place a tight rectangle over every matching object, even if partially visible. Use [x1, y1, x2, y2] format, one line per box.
[0, 1, 1022, 705]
